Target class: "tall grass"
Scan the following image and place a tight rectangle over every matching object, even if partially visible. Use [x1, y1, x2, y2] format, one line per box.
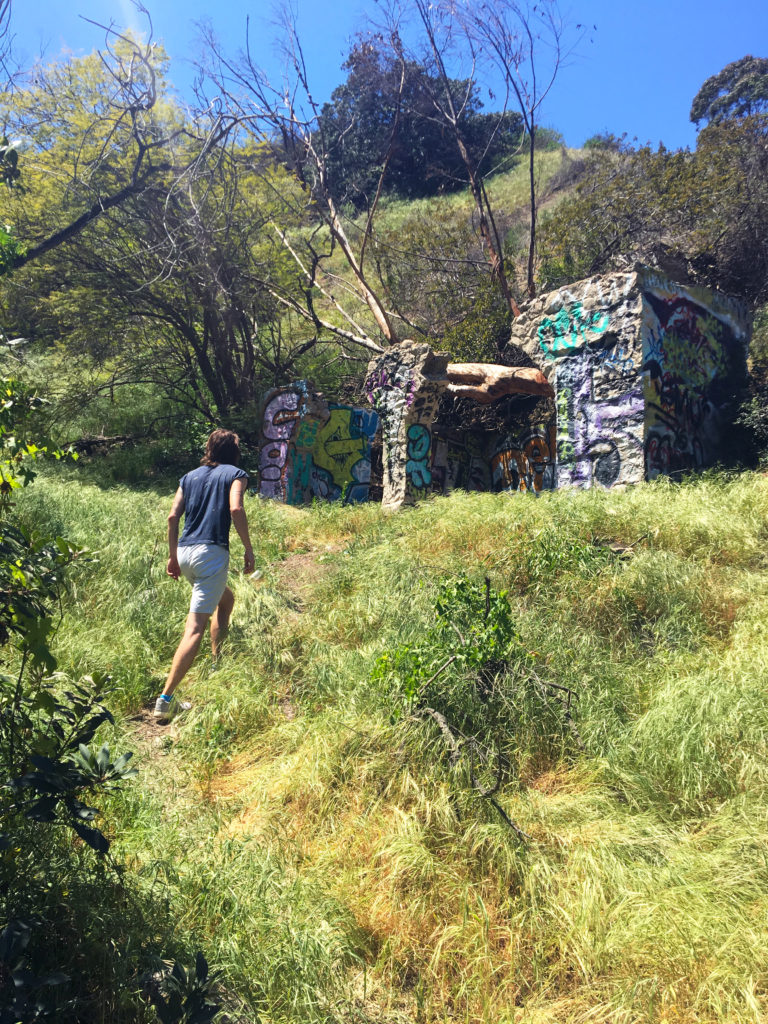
[15, 464, 768, 1022]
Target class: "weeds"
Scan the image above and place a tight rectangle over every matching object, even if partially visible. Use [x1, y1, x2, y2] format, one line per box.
[10, 466, 768, 1022]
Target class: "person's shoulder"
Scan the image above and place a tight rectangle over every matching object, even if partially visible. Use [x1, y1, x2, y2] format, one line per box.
[183, 465, 210, 484]
[219, 464, 248, 481]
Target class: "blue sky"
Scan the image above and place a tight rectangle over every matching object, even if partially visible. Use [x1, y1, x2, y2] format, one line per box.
[10, 0, 768, 150]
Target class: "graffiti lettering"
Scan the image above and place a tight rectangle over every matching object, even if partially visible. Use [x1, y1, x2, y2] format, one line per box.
[259, 439, 290, 499]
[642, 291, 739, 479]
[431, 434, 489, 493]
[491, 425, 556, 493]
[406, 423, 432, 491]
[537, 301, 610, 360]
[260, 386, 378, 504]
[595, 342, 636, 376]
[259, 389, 306, 499]
[263, 389, 303, 440]
[365, 366, 416, 408]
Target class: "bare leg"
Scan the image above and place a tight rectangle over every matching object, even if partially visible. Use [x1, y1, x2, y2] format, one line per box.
[211, 586, 234, 660]
[162, 612, 210, 698]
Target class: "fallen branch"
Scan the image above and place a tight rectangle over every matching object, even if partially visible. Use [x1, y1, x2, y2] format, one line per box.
[416, 708, 529, 841]
[420, 707, 460, 766]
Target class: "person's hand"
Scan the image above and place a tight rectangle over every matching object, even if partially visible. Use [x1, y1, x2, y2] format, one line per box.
[243, 548, 255, 575]
[166, 556, 180, 580]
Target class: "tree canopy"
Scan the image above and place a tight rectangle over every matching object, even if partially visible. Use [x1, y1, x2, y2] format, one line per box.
[0, 44, 316, 424]
[690, 55, 768, 126]
[538, 113, 768, 306]
[316, 37, 524, 209]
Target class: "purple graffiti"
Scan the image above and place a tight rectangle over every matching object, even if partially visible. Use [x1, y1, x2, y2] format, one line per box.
[365, 366, 416, 407]
[556, 354, 643, 488]
[259, 390, 304, 499]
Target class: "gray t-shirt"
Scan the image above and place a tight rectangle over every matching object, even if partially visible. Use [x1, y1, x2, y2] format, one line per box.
[178, 464, 248, 549]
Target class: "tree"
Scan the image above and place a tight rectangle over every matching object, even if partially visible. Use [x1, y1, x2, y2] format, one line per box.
[379, 0, 523, 316]
[373, 0, 568, 305]
[0, 9, 228, 279]
[0, 0, 12, 84]
[201, 0, 568, 362]
[456, 0, 566, 301]
[316, 36, 523, 209]
[2, 128, 311, 422]
[0, 26, 330, 425]
[691, 55, 768, 127]
[200, 16, 400, 352]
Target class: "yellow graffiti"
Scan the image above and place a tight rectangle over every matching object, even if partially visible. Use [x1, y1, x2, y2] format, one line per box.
[312, 408, 367, 483]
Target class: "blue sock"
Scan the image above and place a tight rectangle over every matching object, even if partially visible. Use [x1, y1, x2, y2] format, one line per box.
[159, 693, 173, 703]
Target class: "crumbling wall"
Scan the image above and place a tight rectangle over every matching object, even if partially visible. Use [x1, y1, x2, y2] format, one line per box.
[256, 270, 749, 506]
[509, 272, 646, 487]
[365, 342, 450, 509]
[509, 268, 750, 488]
[258, 382, 378, 504]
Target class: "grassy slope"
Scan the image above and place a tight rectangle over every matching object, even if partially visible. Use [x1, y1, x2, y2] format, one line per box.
[15, 466, 768, 1023]
[301, 147, 573, 348]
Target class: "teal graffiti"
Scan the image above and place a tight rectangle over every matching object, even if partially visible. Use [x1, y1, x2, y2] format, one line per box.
[406, 423, 432, 489]
[537, 301, 609, 360]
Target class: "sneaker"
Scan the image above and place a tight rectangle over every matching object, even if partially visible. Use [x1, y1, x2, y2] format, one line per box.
[153, 696, 176, 724]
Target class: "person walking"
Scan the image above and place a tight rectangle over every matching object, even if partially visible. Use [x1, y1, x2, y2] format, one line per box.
[154, 428, 254, 722]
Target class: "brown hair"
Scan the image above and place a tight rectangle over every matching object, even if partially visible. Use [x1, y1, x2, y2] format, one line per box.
[201, 428, 241, 467]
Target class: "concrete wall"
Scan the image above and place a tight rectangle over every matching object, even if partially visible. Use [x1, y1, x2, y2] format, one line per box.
[258, 382, 378, 504]
[257, 270, 749, 505]
[509, 268, 750, 488]
[364, 342, 449, 509]
[510, 271, 647, 487]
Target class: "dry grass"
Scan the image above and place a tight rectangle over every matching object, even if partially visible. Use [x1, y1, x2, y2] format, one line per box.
[14, 467, 768, 1023]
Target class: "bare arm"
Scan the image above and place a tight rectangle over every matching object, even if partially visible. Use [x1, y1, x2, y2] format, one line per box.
[166, 486, 185, 579]
[230, 477, 255, 574]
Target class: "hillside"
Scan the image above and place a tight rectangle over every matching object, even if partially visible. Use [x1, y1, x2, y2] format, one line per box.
[11, 465, 768, 1023]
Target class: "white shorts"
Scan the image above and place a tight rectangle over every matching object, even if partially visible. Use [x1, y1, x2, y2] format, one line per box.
[177, 544, 230, 615]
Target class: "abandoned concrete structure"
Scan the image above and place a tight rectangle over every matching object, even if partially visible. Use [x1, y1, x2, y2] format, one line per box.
[257, 267, 751, 508]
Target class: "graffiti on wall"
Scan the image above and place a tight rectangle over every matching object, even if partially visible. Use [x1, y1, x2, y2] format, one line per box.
[490, 424, 556, 493]
[537, 301, 610, 361]
[365, 344, 449, 507]
[259, 385, 378, 504]
[642, 290, 741, 478]
[555, 352, 644, 488]
[594, 341, 637, 377]
[259, 385, 308, 500]
[405, 423, 432, 492]
[431, 432, 490, 494]
[365, 364, 416, 492]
